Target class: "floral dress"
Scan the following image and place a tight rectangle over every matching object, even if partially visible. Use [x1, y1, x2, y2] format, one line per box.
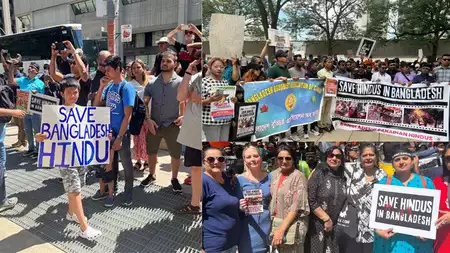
[306, 163, 347, 253]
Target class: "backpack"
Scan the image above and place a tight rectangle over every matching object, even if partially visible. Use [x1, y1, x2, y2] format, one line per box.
[106, 82, 146, 135]
[0, 84, 16, 123]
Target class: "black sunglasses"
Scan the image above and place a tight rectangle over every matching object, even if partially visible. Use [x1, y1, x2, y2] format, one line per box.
[205, 156, 225, 163]
[277, 156, 293, 161]
[327, 153, 343, 159]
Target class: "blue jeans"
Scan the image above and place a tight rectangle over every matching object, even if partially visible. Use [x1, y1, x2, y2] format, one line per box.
[24, 114, 41, 152]
[0, 123, 6, 204]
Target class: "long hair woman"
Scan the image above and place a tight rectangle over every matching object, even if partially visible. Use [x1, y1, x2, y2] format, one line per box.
[306, 146, 347, 253]
[269, 145, 309, 253]
[374, 145, 435, 253]
[235, 144, 272, 253]
[129, 59, 150, 172]
[433, 144, 450, 253]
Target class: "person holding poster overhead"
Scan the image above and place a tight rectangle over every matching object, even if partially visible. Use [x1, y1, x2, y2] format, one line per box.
[306, 146, 346, 253]
[269, 145, 309, 253]
[35, 77, 102, 239]
[235, 144, 272, 253]
[374, 146, 435, 253]
[433, 144, 450, 253]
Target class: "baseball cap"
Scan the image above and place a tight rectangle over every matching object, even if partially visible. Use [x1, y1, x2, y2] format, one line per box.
[29, 62, 40, 71]
[275, 50, 288, 58]
[156, 37, 169, 44]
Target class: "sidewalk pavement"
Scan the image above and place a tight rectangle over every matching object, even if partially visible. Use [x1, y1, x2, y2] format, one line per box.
[0, 124, 200, 253]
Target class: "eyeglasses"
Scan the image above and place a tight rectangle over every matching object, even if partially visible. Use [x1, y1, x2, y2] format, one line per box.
[327, 154, 343, 159]
[277, 156, 293, 161]
[205, 156, 225, 163]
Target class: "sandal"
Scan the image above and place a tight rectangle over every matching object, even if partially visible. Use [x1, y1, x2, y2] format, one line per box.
[141, 162, 149, 171]
[133, 162, 142, 170]
[175, 204, 201, 214]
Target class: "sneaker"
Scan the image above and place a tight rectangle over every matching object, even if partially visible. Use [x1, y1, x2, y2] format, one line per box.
[175, 204, 201, 214]
[171, 178, 183, 193]
[30, 152, 39, 159]
[0, 197, 18, 212]
[91, 190, 108, 201]
[11, 141, 22, 148]
[66, 213, 87, 224]
[79, 226, 102, 240]
[303, 133, 309, 139]
[22, 150, 34, 157]
[310, 129, 320, 136]
[122, 192, 132, 207]
[183, 176, 192, 185]
[104, 196, 114, 208]
[140, 174, 156, 187]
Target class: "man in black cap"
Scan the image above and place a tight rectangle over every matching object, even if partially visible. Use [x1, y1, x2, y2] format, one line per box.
[267, 50, 291, 80]
[412, 63, 435, 85]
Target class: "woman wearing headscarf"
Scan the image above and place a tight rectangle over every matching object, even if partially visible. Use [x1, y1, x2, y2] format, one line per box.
[306, 146, 347, 253]
[338, 143, 386, 253]
[269, 145, 309, 253]
[236, 144, 272, 253]
[433, 144, 450, 253]
[374, 145, 435, 253]
[202, 147, 243, 253]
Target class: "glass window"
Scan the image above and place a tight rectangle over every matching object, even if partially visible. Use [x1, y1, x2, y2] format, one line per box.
[71, 0, 96, 15]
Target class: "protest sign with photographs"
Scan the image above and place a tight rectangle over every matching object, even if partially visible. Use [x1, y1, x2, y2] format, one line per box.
[369, 184, 440, 239]
[28, 93, 60, 115]
[210, 86, 237, 121]
[38, 105, 110, 168]
[209, 13, 245, 58]
[324, 78, 337, 97]
[357, 37, 376, 57]
[331, 77, 449, 141]
[268, 28, 291, 51]
[16, 90, 29, 111]
[243, 189, 264, 214]
[243, 79, 324, 140]
[231, 102, 259, 140]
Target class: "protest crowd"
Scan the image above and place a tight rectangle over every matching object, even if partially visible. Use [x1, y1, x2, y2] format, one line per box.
[201, 40, 450, 142]
[202, 141, 450, 253]
[0, 23, 203, 240]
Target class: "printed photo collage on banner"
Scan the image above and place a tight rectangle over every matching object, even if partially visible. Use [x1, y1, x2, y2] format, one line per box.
[0, 1, 449, 253]
[201, 0, 450, 253]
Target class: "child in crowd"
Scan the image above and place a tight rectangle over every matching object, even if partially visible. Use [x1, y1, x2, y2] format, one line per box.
[35, 77, 102, 240]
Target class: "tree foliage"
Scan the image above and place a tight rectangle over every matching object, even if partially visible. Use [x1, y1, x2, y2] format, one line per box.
[282, 0, 364, 54]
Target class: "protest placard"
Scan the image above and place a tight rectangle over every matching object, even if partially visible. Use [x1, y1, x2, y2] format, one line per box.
[38, 105, 111, 168]
[16, 90, 30, 111]
[28, 93, 60, 115]
[232, 102, 258, 140]
[331, 77, 449, 141]
[357, 37, 376, 57]
[325, 78, 337, 97]
[268, 29, 291, 51]
[209, 14, 245, 58]
[369, 184, 440, 239]
[243, 79, 324, 140]
[243, 189, 263, 214]
[210, 86, 236, 121]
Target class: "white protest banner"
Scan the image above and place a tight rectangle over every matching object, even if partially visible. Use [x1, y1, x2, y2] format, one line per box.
[369, 184, 440, 239]
[331, 77, 449, 141]
[38, 105, 110, 168]
[121, 24, 132, 42]
[268, 29, 291, 51]
[28, 93, 59, 115]
[210, 86, 236, 121]
[209, 14, 245, 58]
[357, 37, 376, 57]
[243, 189, 263, 214]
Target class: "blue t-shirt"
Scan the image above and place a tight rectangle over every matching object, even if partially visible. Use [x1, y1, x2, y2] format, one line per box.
[16, 76, 45, 94]
[202, 173, 242, 253]
[101, 81, 136, 135]
[374, 173, 435, 253]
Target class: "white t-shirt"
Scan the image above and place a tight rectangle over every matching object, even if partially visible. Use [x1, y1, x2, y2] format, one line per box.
[371, 72, 392, 83]
[241, 56, 248, 67]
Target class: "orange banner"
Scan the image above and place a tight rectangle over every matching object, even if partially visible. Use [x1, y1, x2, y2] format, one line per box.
[107, 21, 115, 54]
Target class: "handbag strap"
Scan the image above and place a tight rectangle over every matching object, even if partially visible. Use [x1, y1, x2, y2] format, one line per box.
[401, 72, 411, 82]
[387, 176, 392, 185]
[420, 175, 427, 189]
